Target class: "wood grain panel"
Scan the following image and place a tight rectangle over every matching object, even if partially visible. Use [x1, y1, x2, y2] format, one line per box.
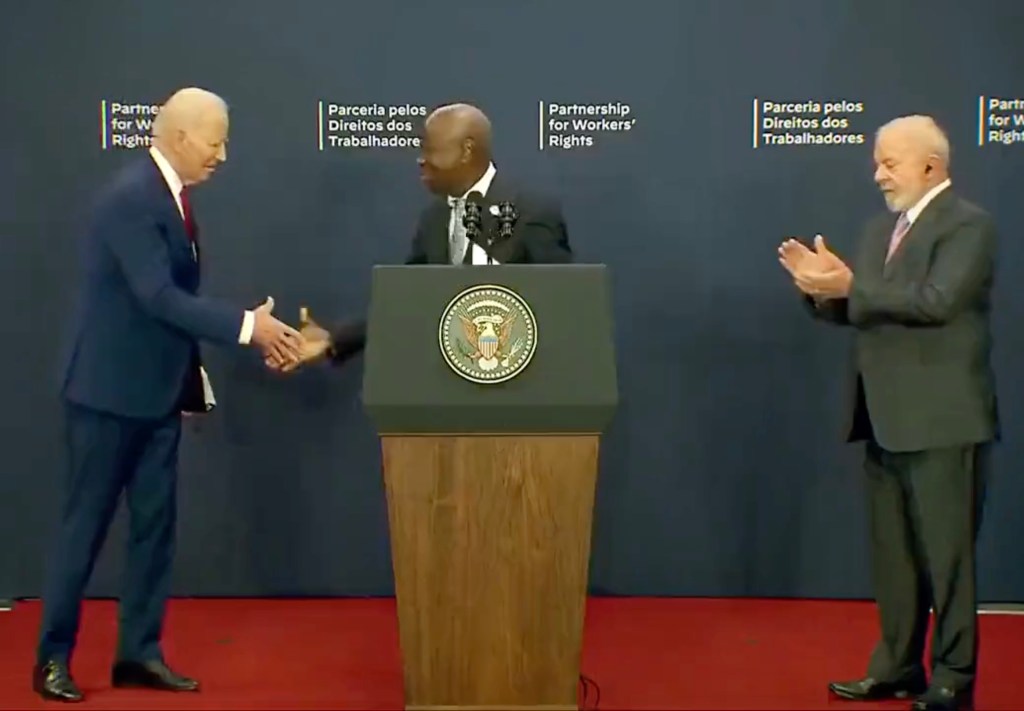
[381, 435, 599, 711]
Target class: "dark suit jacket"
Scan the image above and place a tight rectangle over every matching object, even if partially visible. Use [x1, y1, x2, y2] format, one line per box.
[60, 155, 244, 419]
[805, 187, 999, 452]
[405, 172, 572, 265]
[329, 172, 572, 360]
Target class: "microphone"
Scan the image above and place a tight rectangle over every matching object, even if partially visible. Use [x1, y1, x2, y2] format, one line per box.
[487, 201, 518, 265]
[462, 192, 484, 240]
[497, 201, 517, 241]
[461, 191, 485, 263]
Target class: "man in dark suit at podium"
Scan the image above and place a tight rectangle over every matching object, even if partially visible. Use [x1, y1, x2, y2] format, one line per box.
[33, 87, 303, 703]
[407, 102, 572, 266]
[281, 102, 572, 369]
[779, 115, 997, 711]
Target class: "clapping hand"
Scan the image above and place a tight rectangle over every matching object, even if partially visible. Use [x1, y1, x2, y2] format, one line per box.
[778, 234, 853, 299]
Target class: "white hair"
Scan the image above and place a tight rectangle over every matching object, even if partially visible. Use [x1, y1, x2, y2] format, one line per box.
[876, 115, 950, 166]
[152, 87, 228, 137]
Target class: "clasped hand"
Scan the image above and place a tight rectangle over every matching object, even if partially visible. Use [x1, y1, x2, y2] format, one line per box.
[264, 307, 331, 373]
[778, 234, 853, 299]
[246, 298, 331, 373]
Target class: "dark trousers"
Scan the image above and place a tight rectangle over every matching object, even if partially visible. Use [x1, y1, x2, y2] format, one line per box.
[37, 402, 181, 665]
[863, 439, 989, 691]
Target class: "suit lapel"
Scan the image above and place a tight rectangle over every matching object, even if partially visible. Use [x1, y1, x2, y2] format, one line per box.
[876, 214, 901, 279]
[881, 188, 955, 279]
[425, 200, 451, 263]
[144, 159, 200, 280]
[484, 172, 511, 203]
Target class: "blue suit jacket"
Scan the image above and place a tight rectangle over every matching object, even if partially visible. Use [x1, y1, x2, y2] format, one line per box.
[61, 155, 244, 419]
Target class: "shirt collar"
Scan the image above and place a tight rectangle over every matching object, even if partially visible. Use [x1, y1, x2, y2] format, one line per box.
[448, 162, 496, 206]
[149, 145, 184, 199]
[904, 178, 951, 225]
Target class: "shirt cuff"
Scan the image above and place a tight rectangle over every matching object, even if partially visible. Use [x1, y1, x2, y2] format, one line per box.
[200, 366, 216, 408]
[239, 310, 255, 344]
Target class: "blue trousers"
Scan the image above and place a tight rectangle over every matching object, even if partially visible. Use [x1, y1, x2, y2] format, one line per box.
[37, 402, 181, 665]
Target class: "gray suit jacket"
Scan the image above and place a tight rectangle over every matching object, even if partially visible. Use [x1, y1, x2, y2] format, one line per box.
[806, 187, 999, 452]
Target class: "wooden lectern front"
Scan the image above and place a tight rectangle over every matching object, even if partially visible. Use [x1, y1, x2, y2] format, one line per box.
[362, 265, 618, 711]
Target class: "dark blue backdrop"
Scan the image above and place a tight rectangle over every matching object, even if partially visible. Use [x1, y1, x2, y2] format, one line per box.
[2, 0, 1023, 601]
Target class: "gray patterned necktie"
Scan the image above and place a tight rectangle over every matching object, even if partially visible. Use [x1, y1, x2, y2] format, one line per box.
[449, 197, 467, 264]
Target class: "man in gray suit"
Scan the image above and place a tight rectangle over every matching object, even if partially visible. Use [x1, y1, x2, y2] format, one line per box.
[779, 115, 998, 711]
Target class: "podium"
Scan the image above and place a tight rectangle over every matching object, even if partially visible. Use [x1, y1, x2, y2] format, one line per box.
[362, 264, 618, 711]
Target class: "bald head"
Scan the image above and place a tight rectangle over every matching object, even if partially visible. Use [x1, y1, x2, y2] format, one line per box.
[426, 103, 492, 155]
[417, 103, 494, 196]
[873, 114, 950, 212]
[151, 87, 230, 186]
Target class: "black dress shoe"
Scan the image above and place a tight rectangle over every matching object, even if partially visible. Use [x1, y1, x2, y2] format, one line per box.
[32, 660, 84, 702]
[111, 659, 199, 692]
[912, 686, 974, 711]
[828, 675, 927, 701]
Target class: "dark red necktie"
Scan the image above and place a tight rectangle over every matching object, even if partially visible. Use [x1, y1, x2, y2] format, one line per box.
[179, 187, 197, 243]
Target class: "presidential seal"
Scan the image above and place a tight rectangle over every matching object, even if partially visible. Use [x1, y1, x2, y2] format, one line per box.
[438, 285, 538, 384]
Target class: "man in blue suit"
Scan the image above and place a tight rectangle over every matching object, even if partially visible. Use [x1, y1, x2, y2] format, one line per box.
[33, 87, 303, 703]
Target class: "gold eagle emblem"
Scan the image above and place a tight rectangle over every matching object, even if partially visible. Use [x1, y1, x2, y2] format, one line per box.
[458, 311, 517, 359]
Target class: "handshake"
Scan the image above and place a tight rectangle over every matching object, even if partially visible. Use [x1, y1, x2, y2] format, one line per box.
[250, 297, 335, 374]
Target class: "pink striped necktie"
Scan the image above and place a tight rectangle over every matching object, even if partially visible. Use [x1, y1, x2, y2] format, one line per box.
[885, 212, 910, 263]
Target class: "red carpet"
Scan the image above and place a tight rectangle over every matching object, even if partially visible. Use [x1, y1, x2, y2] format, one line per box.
[1, 598, 1021, 709]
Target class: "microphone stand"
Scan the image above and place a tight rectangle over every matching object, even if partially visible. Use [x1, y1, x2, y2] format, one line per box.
[494, 201, 517, 265]
[462, 199, 483, 264]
